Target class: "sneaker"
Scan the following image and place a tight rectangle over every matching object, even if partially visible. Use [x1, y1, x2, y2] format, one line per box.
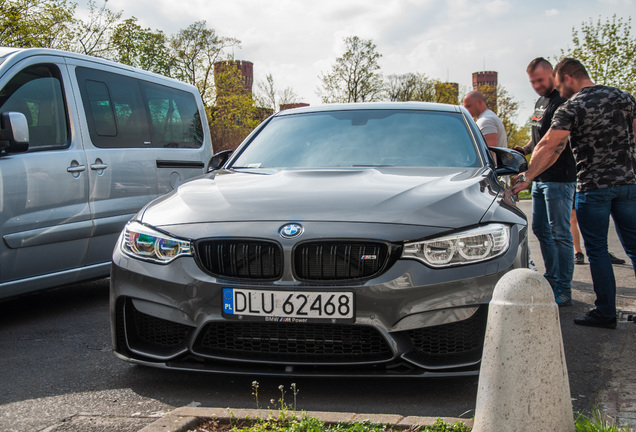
[528, 258, 537, 271]
[555, 291, 572, 307]
[574, 252, 585, 265]
[573, 309, 617, 329]
[609, 252, 625, 265]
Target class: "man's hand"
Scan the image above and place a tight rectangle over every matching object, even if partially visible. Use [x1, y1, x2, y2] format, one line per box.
[511, 173, 531, 194]
[512, 146, 526, 155]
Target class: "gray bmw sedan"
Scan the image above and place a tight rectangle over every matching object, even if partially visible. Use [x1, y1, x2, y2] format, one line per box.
[110, 102, 528, 377]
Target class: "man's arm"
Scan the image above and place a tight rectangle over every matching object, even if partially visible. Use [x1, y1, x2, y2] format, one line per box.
[483, 133, 499, 148]
[511, 128, 570, 194]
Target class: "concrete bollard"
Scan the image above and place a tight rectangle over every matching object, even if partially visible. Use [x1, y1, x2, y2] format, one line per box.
[472, 269, 574, 432]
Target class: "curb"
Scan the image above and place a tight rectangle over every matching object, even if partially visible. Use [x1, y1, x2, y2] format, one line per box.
[139, 407, 474, 432]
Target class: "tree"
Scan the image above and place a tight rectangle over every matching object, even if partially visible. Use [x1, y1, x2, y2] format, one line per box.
[507, 120, 531, 150]
[110, 17, 173, 76]
[254, 73, 302, 112]
[209, 61, 261, 151]
[434, 81, 459, 105]
[318, 36, 384, 103]
[0, 0, 76, 49]
[169, 21, 240, 105]
[560, 14, 636, 94]
[385, 73, 436, 102]
[278, 86, 301, 107]
[254, 73, 277, 111]
[495, 85, 529, 148]
[72, 0, 122, 56]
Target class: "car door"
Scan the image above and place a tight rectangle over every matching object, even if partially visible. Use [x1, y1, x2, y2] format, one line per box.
[0, 59, 91, 296]
[68, 62, 159, 267]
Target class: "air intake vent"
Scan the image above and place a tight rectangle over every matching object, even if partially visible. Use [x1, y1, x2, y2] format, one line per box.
[404, 305, 488, 367]
[192, 321, 393, 363]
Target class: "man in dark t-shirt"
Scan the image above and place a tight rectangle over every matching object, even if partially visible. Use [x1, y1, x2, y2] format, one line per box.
[514, 58, 576, 306]
[512, 58, 636, 329]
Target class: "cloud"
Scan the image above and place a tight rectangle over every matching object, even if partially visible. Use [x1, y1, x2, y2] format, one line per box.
[73, 0, 635, 124]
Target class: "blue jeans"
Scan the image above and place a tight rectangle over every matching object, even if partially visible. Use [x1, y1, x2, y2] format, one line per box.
[575, 184, 636, 318]
[532, 181, 576, 294]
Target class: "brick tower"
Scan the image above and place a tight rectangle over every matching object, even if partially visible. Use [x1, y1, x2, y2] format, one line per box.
[472, 71, 498, 112]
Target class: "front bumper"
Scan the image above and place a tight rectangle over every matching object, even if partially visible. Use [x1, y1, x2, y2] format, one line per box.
[110, 222, 527, 377]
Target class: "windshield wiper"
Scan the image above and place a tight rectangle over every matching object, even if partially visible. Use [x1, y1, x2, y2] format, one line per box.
[351, 164, 394, 167]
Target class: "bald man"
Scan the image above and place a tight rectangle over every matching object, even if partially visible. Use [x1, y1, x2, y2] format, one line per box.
[463, 90, 507, 149]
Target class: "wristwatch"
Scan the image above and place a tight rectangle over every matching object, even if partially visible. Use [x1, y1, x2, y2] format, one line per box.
[518, 173, 530, 183]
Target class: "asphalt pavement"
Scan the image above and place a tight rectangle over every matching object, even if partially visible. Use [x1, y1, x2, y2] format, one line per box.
[1, 199, 635, 432]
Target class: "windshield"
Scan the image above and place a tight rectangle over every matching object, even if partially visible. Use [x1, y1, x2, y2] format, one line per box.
[231, 109, 481, 169]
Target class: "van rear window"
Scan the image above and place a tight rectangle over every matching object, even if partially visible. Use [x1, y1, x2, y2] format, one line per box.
[140, 81, 203, 149]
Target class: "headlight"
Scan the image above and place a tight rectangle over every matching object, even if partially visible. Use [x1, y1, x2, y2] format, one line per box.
[402, 224, 510, 267]
[121, 221, 192, 264]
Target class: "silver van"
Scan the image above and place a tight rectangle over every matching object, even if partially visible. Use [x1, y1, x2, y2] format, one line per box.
[0, 47, 214, 299]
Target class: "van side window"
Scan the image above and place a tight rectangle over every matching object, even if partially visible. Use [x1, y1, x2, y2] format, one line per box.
[139, 81, 203, 149]
[76, 67, 150, 148]
[85, 80, 116, 136]
[76, 67, 203, 149]
[0, 64, 69, 151]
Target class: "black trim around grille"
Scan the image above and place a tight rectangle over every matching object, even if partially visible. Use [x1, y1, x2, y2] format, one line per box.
[192, 321, 394, 364]
[403, 305, 488, 367]
[294, 241, 390, 281]
[195, 239, 283, 280]
[122, 298, 194, 358]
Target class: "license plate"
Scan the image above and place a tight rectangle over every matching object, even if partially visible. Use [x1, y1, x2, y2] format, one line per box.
[222, 288, 355, 323]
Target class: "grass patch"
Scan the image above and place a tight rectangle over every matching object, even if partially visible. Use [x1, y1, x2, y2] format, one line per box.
[575, 410, 635, 432]
[186, 409, 635, 432]
[189, 413, 471, 432]
[517, 189, 531, 200]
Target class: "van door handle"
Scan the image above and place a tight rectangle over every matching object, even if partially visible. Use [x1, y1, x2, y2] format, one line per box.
[67, 165, 86, 173]
[67, 162, 86, 179]
[90, 159, 108, 175]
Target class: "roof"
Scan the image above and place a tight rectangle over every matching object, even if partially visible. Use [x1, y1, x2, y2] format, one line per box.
[275, 101, 464, 117]
[0, 47, 191, 90]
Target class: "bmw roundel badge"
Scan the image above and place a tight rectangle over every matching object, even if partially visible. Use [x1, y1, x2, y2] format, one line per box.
[279, 223, 303, 239]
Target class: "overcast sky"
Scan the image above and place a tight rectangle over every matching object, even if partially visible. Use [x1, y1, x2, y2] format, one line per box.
[77, 0, 634, 125]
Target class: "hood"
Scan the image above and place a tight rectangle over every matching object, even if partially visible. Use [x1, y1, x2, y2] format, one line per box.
[140, 168, 498, 229]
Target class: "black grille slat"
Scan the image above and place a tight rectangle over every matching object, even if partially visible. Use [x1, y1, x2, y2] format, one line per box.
[192, 322, 393, 363]
[195, 240, 283, 280]
[294, 241, 389, 281]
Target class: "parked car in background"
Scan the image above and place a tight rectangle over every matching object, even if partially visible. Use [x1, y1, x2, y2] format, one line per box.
[0, 47, 213, 299]
[111, 102, 528, 377]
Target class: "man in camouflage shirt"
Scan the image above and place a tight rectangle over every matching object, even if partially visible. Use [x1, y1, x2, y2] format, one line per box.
[512, 58, 636, 329]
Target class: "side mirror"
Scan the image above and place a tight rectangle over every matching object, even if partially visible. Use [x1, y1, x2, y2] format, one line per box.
[207, 149, 233, 172]
[0, 112, 29, 154]
[490, 147, 528, 176]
